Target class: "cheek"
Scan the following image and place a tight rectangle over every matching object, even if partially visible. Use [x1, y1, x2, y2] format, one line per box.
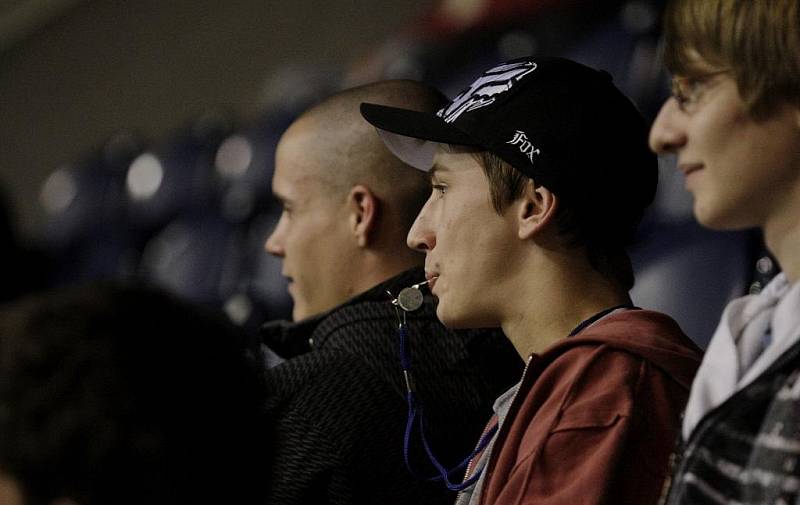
[693, 98, 754, 160]
[441, 223, 498, 278]
[283, 221, 323, 271]
[283, 226, 306, 255]
[288, 211, 335, 247]
[438, 211, 473, 262]
[693, 117, 730, 153]
[703, 117, 781, 185]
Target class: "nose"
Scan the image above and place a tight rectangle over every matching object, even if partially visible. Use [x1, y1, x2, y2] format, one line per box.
[649, 98, 688, 154]
[407, 203, 435, 253]
[264, 215, 286, 257]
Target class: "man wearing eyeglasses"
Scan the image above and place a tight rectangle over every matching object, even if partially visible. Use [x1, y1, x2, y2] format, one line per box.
[649, 1, 800, 503]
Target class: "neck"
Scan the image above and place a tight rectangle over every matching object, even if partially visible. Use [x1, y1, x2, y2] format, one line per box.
[762, 146, 800, 283]
[765, 217, 800, 284]
[499, 250, 631, 358]
[353, 248, 423, 295]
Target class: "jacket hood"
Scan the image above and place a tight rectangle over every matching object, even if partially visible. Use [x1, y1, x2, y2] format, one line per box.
[546, 309, 702, 391]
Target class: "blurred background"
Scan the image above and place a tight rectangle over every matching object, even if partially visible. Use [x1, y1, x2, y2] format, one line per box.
[0, 0, 775, 345]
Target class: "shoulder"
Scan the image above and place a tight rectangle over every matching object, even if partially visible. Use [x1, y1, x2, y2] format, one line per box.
[510, 344, 648, 429]
[265, 347, 396, 416]
[540, 342, 648, 391]
[311, 297, 399, 345]
[526, 340, 689, 436]
[266, 343, 383, 386]
[541, 343, 648, 416]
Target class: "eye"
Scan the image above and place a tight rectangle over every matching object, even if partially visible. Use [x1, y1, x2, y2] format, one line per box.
[684, 78, 705, 99]
[671, 70, 729, 112]
[672, 78, 700, 109]
[432, 183, 447, 196]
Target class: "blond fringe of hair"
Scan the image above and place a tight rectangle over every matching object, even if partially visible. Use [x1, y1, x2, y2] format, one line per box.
[663, 0, 800, 118]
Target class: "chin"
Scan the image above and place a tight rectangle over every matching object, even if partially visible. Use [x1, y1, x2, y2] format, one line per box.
[435, 304, 467, 329]
[292, 303, 309, 322]
[694, 211, 727, 231]
[694, 201, 754, 231]
[436, 303, 494, 330]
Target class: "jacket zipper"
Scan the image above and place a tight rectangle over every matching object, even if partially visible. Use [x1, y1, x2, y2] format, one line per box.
[456, 355, 534, 504]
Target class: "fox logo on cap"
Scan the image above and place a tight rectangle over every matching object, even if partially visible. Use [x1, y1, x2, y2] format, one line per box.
[507, 130, 541, 164]
[437, 61, 537, 123]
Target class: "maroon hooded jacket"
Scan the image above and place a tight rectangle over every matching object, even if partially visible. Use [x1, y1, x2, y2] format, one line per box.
[470, 309, 702, 505]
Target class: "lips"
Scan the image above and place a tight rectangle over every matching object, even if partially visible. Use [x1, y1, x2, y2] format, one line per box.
[425, 272, 439, 291]
[678, 163, 704, 177]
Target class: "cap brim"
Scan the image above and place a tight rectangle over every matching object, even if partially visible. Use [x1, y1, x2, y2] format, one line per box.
[360, 103, 477, 171]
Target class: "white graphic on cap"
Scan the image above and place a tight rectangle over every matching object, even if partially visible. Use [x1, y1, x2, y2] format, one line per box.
[506, 130, 541, 164]
[437, 61, 537, 123]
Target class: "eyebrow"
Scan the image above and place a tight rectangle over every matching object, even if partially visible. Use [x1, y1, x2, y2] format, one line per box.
[428, 164, 450, 179]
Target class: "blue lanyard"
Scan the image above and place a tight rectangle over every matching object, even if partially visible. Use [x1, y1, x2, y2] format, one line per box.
[390, 288, 495, 491]
[392, 291, 636, 490]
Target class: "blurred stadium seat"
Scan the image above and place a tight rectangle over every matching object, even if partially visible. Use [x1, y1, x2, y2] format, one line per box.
[31, 0, 774, 344]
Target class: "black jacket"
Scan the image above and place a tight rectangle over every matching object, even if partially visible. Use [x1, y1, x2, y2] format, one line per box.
[261, 267, 522, 505]
[664, 338, 800, 505]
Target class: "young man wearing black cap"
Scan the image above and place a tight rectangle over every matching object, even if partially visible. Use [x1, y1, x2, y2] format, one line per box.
[361, 58, 703, 505]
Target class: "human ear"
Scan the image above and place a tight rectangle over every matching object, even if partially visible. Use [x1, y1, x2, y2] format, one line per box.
[347, 184, 378, 247]
[517, 180, 558, 240]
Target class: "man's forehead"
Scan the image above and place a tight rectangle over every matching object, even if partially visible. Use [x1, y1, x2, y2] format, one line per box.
[431, 147, 482, 176]
[271, 164, 321, 203]
[274, 130, 328, 183]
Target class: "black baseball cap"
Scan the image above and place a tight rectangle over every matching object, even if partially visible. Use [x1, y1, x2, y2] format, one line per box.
[360, 57, 657, 244]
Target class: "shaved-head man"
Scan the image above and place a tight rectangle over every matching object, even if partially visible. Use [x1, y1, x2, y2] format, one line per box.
[260, 81, 521, 505]
[266, 82, 430, 320]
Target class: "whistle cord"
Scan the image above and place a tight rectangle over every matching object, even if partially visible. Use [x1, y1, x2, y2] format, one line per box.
[394, 295, 637, 491]
[398, 322, 497, 491]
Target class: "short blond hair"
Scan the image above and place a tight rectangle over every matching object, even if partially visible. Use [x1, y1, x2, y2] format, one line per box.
[663, 0, 800, 118]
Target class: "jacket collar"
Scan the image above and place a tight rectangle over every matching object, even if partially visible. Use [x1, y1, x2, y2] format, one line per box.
[260, 267, 425, 359]
[260, 313, 323, 359]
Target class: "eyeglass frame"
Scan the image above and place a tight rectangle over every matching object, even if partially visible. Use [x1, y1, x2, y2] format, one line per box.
[670, 70, 730, 112]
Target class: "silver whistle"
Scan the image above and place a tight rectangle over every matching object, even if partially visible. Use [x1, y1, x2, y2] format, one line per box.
[390, 280, 430, 312]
